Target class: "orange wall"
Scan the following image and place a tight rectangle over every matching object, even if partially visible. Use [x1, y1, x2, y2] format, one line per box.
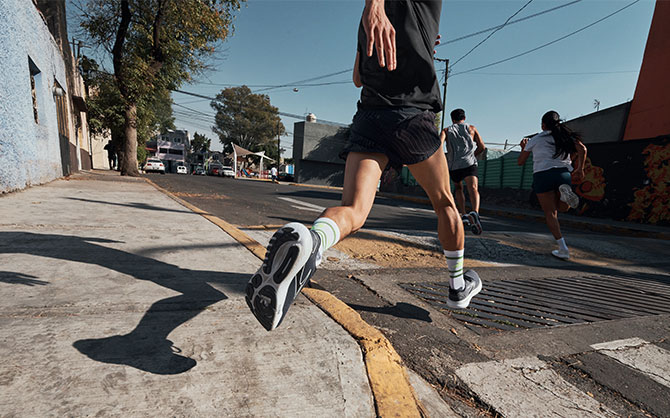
[623, 1, 670, 140]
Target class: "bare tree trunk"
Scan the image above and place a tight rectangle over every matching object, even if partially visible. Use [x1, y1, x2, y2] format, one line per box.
[120, 103, 140, 176]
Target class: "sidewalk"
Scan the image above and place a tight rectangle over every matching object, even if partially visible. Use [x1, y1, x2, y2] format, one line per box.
[0, 172, 452, 417]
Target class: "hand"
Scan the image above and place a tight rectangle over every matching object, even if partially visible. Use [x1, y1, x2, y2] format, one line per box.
[520, 137, 529, 150]
[363, 0, 397, 70]
[434, 34, 441, 55]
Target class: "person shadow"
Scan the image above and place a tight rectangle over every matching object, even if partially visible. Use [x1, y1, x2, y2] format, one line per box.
[0, 231, 248, 375]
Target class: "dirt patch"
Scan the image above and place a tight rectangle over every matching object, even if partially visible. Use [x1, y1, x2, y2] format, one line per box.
[172, 192, 228, 200]
[334, 230, 494, 269]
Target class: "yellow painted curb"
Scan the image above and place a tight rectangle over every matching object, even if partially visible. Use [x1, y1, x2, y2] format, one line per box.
[144, 178, 425, 418]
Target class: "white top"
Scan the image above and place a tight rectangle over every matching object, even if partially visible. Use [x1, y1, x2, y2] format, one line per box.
[271, 167, 278, 176]
[525, 130, 573, 174]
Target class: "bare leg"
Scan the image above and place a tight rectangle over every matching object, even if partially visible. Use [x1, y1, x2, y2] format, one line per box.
[537, 190, 562, 239]
[453, 181, 466, 215]
[464, 175, 480, 213]
[408, 149, 464, 251]
[319, 152, 389, 239]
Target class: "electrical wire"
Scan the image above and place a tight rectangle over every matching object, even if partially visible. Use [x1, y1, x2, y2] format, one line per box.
[449, 0, 642, 77]
[451, 0, 534, 68]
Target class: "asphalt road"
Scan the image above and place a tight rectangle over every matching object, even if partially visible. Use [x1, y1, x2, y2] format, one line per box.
[146, 173, 670, 416]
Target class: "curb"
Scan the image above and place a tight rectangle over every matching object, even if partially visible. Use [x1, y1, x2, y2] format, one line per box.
[144, 178, 426, 418]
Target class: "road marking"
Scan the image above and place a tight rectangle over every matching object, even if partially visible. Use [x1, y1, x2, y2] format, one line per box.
[591, 338, 670, 388]
[277, 196, 326, 213]
[456, 357, 615, 417]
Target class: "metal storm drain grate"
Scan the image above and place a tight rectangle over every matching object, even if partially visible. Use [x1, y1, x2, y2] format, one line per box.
[401, 275, 670, 331]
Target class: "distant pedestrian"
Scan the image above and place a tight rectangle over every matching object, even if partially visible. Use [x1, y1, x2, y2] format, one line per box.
[270, 166, 278, 183]
[245, 0, 481, 332]
[104, 141, 116, 170]
[441, 108, 486, 234]
[518, 110, 587, 260]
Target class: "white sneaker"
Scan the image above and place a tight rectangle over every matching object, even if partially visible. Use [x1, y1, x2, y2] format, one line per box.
[551, 249, 570, 260]
[559, 184, 579, 209]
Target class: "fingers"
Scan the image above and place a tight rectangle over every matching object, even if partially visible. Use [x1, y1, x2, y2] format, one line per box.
[375, 27, 386, 67]
[386, 28, 396, 70]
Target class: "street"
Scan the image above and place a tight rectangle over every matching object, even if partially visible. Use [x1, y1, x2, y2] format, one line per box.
[147, 173, 670, 417]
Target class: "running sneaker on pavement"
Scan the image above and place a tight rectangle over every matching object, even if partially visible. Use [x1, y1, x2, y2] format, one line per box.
[245, 223, 321, 331]
[461, 214, 471, 228]
[551, 248, 570, 260]
[447, 270, 483, 309]
[468, 211, 483, 235]
[559, 184, 579, 209]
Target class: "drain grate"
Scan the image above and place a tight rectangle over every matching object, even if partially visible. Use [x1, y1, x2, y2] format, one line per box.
[401, 275, 670, 331]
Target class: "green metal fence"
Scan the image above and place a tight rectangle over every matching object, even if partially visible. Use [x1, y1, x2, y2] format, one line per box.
[400, 153, 534, 190]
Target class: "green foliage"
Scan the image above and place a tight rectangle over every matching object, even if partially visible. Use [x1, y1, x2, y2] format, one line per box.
[211, 86, 285, 161]
[191, 132, 212, 153]
[77, 0, 243, 175]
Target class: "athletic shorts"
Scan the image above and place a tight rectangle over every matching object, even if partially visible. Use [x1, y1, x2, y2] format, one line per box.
[339, 105, 442, 170]
[449, 164, 478, 183]
[532, 167, 572, 194]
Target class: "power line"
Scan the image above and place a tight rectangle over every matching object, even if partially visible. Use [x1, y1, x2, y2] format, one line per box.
[438, 0, 582, 47]
[449, 0, 642, 77]
[172, 89, 349, 127]
[460, 70, 638, 76]
[451, 0, 534, 68]
[253, 69, 352, 94]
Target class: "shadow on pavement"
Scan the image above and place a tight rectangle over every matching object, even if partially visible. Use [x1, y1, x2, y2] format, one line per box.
[0, 271, 49, 286]
[1, 231, 247, 375]
[66, 197, 199, 215]
[347, 302, 433, 323]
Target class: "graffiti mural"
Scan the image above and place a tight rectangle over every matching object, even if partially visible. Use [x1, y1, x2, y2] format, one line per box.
[572, 136, 669, 225]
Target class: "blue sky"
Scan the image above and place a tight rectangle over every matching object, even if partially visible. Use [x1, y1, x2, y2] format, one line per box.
[72, 0, 657, 154]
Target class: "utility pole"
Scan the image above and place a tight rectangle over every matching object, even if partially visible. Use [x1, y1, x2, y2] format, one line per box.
[277, 121, 281, 165]
[435, 58, 450, 132]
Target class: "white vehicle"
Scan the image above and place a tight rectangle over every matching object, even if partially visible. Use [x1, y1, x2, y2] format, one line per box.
[144, 158, 165, 174]
[221, 166, 235, 178]
[176, 165, 188, 175]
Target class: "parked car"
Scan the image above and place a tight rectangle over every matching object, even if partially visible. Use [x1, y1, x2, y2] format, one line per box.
[278, 172, 294, 182]
[194, 166, 206, 175]
[144, 158, 165, 174]
[221, 166, 235, 178]
[176, 165, 188, 175]
[207, 163, 223, 176]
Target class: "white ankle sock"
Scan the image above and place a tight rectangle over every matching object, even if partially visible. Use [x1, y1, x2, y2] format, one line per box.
[557, 237, 568, 251]
[311, 217, 341, 265]
[444, 249, 465, 290]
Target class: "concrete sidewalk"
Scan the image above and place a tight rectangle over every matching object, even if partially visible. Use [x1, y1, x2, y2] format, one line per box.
[0, 175, 378, 417]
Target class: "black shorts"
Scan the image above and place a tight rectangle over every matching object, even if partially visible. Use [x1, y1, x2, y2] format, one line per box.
[449, 164, 478, 183]
[339, 105, 442, 169]
[532, 167, 571, 194]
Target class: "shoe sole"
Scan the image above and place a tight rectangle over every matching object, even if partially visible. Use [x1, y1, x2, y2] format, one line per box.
[467, 212, 483, 235]
[559, 185, 579, 209]
[245, 223, 313, 331]
[551, 250, 570, 260]
[446, 271, 483, 309]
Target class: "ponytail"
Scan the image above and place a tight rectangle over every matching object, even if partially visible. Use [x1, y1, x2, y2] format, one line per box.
[542, 111, 581, 159]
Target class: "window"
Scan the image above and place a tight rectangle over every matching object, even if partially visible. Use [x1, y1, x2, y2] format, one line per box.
[168, 149, 183, 156]
[28, 58, 41, 123]
[159, 148, 170, 153]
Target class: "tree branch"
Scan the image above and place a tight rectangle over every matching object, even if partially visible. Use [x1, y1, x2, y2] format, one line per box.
[112, 0, 131, 96]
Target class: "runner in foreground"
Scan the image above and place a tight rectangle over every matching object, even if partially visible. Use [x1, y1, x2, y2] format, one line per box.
[246, 0, 482, 331]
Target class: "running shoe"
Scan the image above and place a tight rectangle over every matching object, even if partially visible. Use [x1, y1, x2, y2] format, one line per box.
[447, 270, 483, 309]
[245, 223, 321, 331]
[551, 249, 570, 260]
[461, 214, 471, 228]
[468, 211, 483, 235]
[559, 184, 579, 209]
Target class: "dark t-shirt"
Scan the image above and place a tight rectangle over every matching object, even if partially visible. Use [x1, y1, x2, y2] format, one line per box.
[357, 0, 442, 112]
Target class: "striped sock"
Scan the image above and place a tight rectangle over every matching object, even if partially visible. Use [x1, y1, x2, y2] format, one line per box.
[311, 217, 341, 265]
[444, 249, 465, 290]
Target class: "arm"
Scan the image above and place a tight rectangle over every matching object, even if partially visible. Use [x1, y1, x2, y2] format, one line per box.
[439, 128, 447, 145]
[469, 125, 486, 158]
[517, 138, 531, 166]
[362, 0, 396, 71]
[353, 51, 362, 87]
[571, 139, 587, 181]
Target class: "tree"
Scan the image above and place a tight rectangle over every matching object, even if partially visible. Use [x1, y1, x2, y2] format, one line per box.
[78, 0, 241, 176]
[211, 86, 285, 161]
[81, 56, 174, 166]
[191, 132, 211, 153]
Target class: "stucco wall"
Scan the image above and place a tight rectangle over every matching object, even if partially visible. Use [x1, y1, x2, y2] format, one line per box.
[292, 121, 349, 186]
[0, 0, 67, 193]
